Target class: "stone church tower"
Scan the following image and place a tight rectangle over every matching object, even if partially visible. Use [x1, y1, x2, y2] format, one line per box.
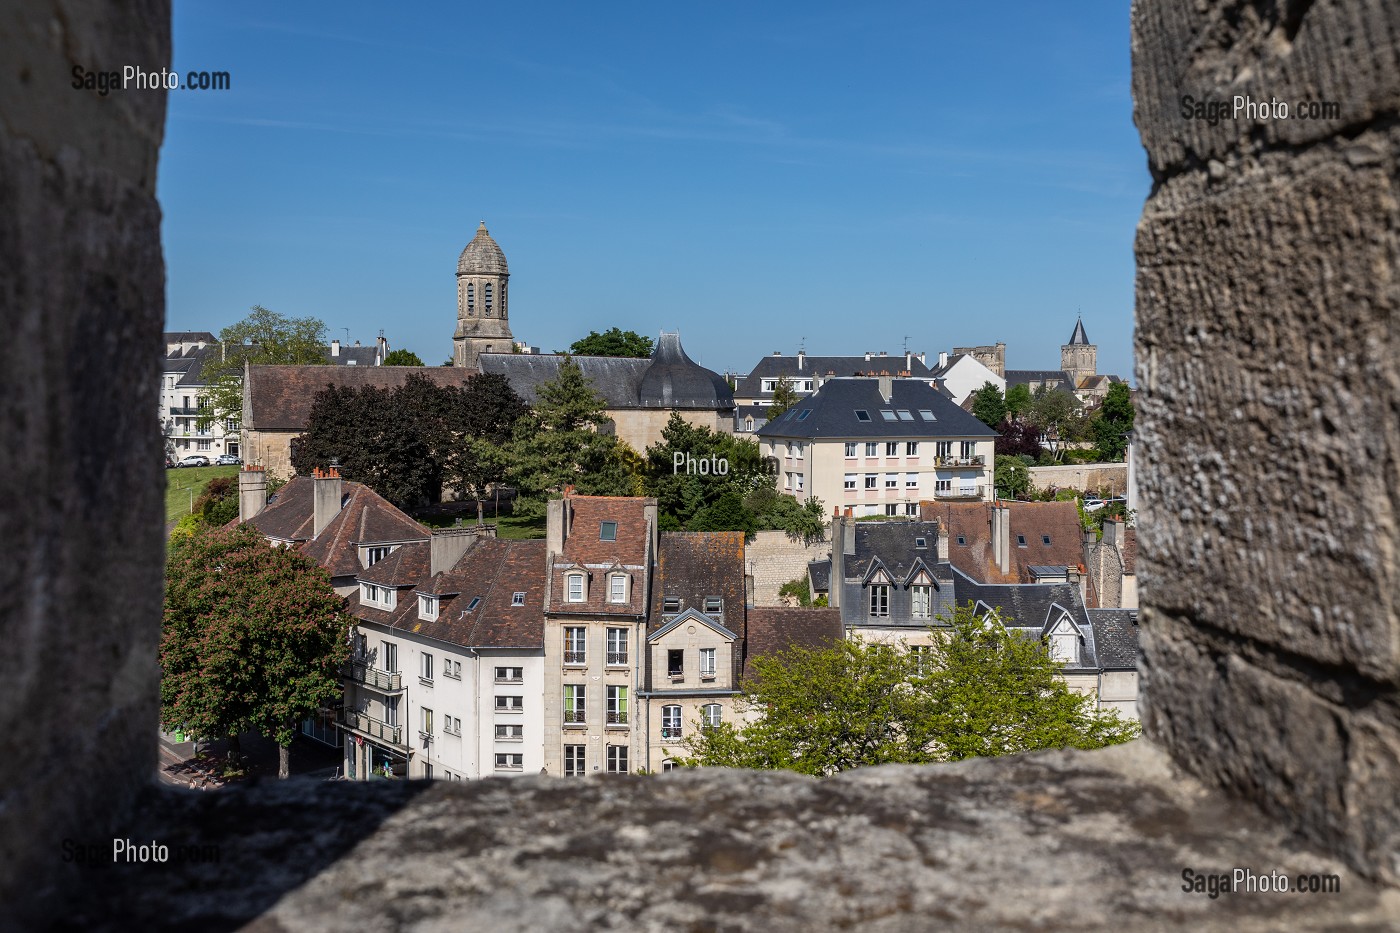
[453, 221, 514, 370]
[1060, 316, 1097, 388]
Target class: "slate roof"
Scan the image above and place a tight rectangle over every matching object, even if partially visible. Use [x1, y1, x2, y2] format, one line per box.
[478, 332, 734, 412]
[165, 331, 216, 346]
[457, 221, 508, 276]
[1122, 529, 1137, 574]
[921, 500, 1086, 585]
[828, 519, 958, 628]
[1005, 369, 1075, 388]
[951, 567, 1101, 672]
[1068, 317, 1091, 346]
[244, 365, 474, 431]
[648, 532, 747, 690]
[756, 378, 996, 440]
[734, 353, 937, 398]
[1087, 609, 1139, 670]
[547, 496, 653, 616]
[807, 559, 831, 593]
[742, 608, 843, 681]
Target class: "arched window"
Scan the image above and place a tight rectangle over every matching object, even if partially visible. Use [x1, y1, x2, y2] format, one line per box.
[484, 282, 493, 315]
[466, 283, 475, 314]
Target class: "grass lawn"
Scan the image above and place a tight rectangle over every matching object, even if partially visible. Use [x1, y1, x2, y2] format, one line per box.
[165, 465, 239, 523]
[493, 513, 547, 539]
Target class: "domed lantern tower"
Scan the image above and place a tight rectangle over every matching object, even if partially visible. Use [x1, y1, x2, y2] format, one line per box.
[453, 221, 514, 369]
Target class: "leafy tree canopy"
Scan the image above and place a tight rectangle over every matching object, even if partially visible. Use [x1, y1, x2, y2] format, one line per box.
[970, 382, 1006, 429]
[1093, 382, 1135, 461]
[568, 328, 655, 358]
[161, 523, 353, 777]
[201, 305, 330, 429]
[382, 348, 425, 366]
[1004, 382, 1032, 419]
[1024, 386, 1079, 440]
[681, 603, 1138, 775]
[993, 454, 1031, 499]
[994, 418, 1044, 460]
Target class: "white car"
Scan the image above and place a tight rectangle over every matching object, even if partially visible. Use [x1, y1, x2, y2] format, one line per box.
[177, 455, 210, 468]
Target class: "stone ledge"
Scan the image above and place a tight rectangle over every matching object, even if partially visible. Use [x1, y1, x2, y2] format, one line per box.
[60, 741, 1398, 931]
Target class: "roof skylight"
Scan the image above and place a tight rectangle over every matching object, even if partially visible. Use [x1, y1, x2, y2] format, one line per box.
[879, 410, 897, 421]
[897, 410, 914, 421]
[918, 410, 935, 420]
[855, 410, 871, 421]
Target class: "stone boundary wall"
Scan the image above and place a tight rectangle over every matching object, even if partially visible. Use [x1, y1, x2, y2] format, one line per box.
[1027, 463, 1127, 495]
[746, 529, 830, 605]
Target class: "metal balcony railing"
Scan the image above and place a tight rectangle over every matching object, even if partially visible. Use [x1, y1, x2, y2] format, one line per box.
[563, 650, 586, 665]
[342, 661, 403, 692]
[933, 455, 985, 468]
[934, 485, 985, 501]
[607, 711, 628, 725]
[563, 710, 586, 725]
[339, 709, 405, 748]
[606, 652, 628, 666]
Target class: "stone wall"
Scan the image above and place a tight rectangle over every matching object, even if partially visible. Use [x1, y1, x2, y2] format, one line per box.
[1133, 0, 1400, 883]
[746, 528, 830, 606]
[1027, 462, 1127, 495]
[0, 0, 170, 923]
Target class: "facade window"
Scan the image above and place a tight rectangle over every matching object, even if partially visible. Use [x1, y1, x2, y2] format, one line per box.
[745, 418, 754, 431]
[382, 642, 398, 673]
[909, 645, 933, 675]
[484, 282, 493, 313]
[564, 684, 586, 724]
[421, 708, 433, 737]
[495, 666, 523, 683]
[662, 759, 679, 772]
[844, 474, 856, 490]
[197, 440, 211, 451]
[935, 441, 952, 459]
[495, 723, 523, 740]
[911, 585, 932, 619]
[936, 479, 952, 494]
[566, 573, 585, 603]
[905, 503, 919, 516]
[704, 596, 723, 614]
[869, 584, 890, 617]
[961, 441, 976, 458]
[794, 473, 804, 492]
[864, 442, 878, 457]
[418, 594, 437, 621]
[564, 627, 586, 664]
[511, 591, 525, 606]
[906, 473, 919, 488]
[885, 504, 899, 516]
[885, 442, 898, 456]
[466, 283, 474, 313]
[420, 652, 435, 683]
[1051, 631, 1079, 663]
[385, 696, 399, 727]
[844, 442, 857, 458]
[609, 573, 628, 604]
[906, 442, 919, 456]
[600, 520, 617, 541]
[443, 658, 461, 679]
[495, 753, 523, 771]
[563, 744, 586, 776]
[662, 596, 681, 614]
[885, 475, 898, 488]
[701, 703, 722, 728]
[360, 583, 396, 611]
[495, 695, 523, 712]
[864, 475, 877, 490]
[606, 685, 628, 725]
[667, 649, 684, 677]
[699, 647, 716, 677]
[661, 705, 682, 739]
[606, 627, 628, 665]
[423, 764, 433, 780]
[606, 745, 629, 774]
[366, 546, 391, 566]
[444, 715, 461, 735]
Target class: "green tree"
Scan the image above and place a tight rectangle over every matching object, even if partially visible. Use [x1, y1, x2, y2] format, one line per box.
[569, 328, 655, 358]
[161, 523, 353, 778]
[765, 375, 801, 420]
[993, 454, 1031, 499]
[196, 475, 239, 527]
[1092, 382, 1135, 461]
[970, 382, 1006, 429]
[1024, 386, 1078, 443]
[682, 603, 1138, 775]
[507, 357, 637, 515]
[688, 489, 757, 534]
[382, 348, 425, 366]
[1004, 382, 1032, 419]
[200, 305, 330, 430]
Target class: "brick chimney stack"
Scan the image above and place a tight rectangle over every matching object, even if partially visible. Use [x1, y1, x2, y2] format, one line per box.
[990, 501, 1011, 576]
[238, 464, 267, 523]
[312, 466, 343, 538]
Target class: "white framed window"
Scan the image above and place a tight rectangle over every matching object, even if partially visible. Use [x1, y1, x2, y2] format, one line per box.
[495, 666, 523, 683]
[495, 723, 523, 741]
[795, 473, 804, 492]
[936, 479, 952, 493]
[564, 684, 586, 724]
[869, 585, 890, 617]
[661, 705, 682, 739]
[935, 441, 952, 459]
[885, 504, 899, 516]
[382, 642, 397, 673]
[699, 647, 716, 678]
[444, 715, 461, 736]
[511, 591, 525, 606]
[360, 583, 396, 611]
[864, 442, 878, 457]
[745, 418, 754, 431]
[418, 594, 438, 621]
[864, 475, 877, 490]
[885, 442, 898, 456]
[566, 573, 585, 603]
[885, 475, 898, 488]
[905, 473, 919, 488]
[606, 745, 629, 774]
[365, 546, 391, 566]
[701, 704, 722, 728]
[443, 658, 461, 679]
[905, 503, 919, 516]
[906, 442, 919, 456]
[564, 627, 586, 664]
[421, 707, 434, 737]
[495, 695, 523, 712]
[844, 474, 857, 490]
[761, 379, 777, 393]
[563, 744, 586, 776]
[197, 440, 211, 451]
[1051, 630, 1079, 663]
[420, 652, 434, 683]
[609, 573, 628, 604]
[662, 759, 679, 772]
[961, 441, 976, 458]
[912, 585, 931, 619]
[606, 627, 628, 665]
[606, 685, 628, 725]
[844, 442, 857, 458]
[495, 753, 523, 771]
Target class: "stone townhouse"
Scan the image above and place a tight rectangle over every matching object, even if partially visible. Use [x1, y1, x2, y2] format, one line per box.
[758, 375, 998, 517]
[542, 493, 656, 777]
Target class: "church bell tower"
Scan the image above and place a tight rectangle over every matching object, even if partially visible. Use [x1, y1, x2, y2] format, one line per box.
[453, 221, 514, 369]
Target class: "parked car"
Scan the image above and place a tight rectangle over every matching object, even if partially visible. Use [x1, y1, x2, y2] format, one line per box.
[177, 455, 210, 468]
[215, 454, 242, 466]
[164, 456, 176, 469]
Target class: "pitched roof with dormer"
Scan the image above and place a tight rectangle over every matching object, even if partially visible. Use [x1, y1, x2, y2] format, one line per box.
[547, 496, 653, 616]
[921, 499, 1087, 586]
[734, 353, 938, 399]
[646, 531, 747, 690]
[757, 378, 995, 441]
[951, 567, 1102, 673]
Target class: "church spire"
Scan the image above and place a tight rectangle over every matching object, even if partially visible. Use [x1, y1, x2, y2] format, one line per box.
[1069, 316, 1090, 346]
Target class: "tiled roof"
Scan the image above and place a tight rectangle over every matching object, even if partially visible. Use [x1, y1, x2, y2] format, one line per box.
[756, 378, 996, 440]
[922, 500, 1086, 585]
[1088, 609, 1139, 669]
[244, 365, 475, 432]
[547, 496, 654, 616]
[1122, 529, 1137, 574]
[357, 542, 430, 587]
[742, 608, 843, 681]
[734, 353, 937, 397]
[648, 532, 747, 689]
[807, 559, 831, 593]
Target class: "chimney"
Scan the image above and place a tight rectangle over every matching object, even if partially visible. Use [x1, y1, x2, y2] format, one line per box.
[430, 528, 480, 577]
[330, 339, 339, 358]
[864, 351, 872, 362]
[312, 466, 343, 538]
[904, 350, 912, 371]
[377, 334, 388, 364]
[238, 464, 267, 523]
[1083, 528, 1097, 551]
[877, 374, 893, 403]
[938, 351, 948, 369]
[1102, 517, 1122, 548]
[546, 498, 570, 559]
[935, 519, 949, 561]
[990, 501, 1011, 576]
[917, 352, 926, 365]
[1067, 563, 1088, 605]
[773, 350, 782, 356]
[797, 350, 805, 371]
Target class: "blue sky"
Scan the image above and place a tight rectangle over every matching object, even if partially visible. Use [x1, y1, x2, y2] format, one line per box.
[161, 2, 1146, 379]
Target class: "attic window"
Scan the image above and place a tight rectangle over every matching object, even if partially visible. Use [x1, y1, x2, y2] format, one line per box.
[599, 521, 617, 541]
[1016, 534, 1028, 548]
[879, 410, 897, 421]
[896, 410, 914, 421]
[918, 410, 935, 421]
[956, 535, 967, 546]
[854, 410, 871, 422]
[511, 592, 525, 606]
[914, 537, 927, 549]
[797, 410, 811, 421]
[704, 596, 723, 614]
[1042, 535, 1052, 545]
[663, 596, 681, 614]
[466, 596, 482, 612]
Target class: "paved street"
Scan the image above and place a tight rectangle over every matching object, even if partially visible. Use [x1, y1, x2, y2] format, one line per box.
[158, 729, 343, 789]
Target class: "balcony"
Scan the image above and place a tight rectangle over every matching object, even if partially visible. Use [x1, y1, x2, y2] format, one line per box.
[563, 710, 586, 726]
[934, 485, 985, 501]
[660, 727, 681, 740]
[606, 652, 628, 666]
[168, 406, 201, 416]
[933, 455, 985, 468]
[606, 711, 628, 726]
[563, 650, 586, 665]
[339, 709, 406, 749]
[342, 661, 403, 693]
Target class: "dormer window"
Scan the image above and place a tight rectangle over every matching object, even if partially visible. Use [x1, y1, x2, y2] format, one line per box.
[662, 596, 681, 614]
[364, 545, 391, 567]
[1050, 628, 1080, 664]
[703, 596, 723, 615]
[869, 584, 890, 618]
[360, 582, 396, 611]
[608, 573, 628, 604]
[567, 573, 586, 603]
[600, 521, 617, 542]
[418, 594, 438, 621]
